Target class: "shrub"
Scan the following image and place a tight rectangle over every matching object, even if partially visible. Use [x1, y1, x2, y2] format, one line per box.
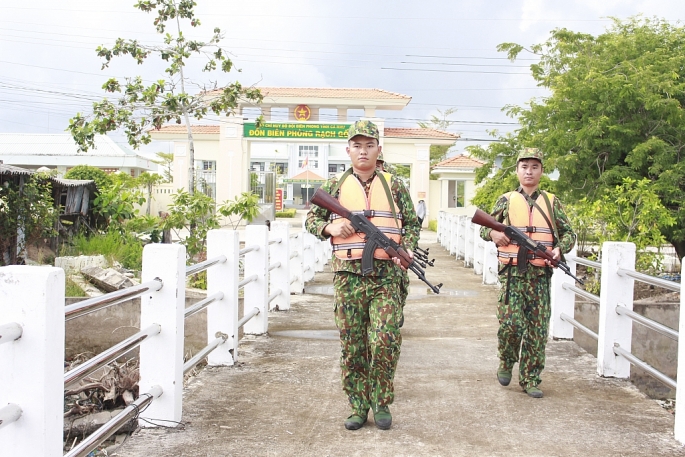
[427, 219, 437, 232]
[275, 208, 297, 218]
[61, 231, 143, 271]
[65, 277, 87, 297]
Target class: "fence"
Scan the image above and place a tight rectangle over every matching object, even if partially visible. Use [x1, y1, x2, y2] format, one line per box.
[438, 211, 685, 444]
[0, 222, 329, 457]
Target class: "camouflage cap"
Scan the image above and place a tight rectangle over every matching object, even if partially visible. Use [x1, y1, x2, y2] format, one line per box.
[517, 147, 544, 165]
[376, 151, 385, 162]
[347, 120, 380, 141]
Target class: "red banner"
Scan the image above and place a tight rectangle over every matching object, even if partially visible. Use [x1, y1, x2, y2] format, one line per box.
[275, 188, 283, 211]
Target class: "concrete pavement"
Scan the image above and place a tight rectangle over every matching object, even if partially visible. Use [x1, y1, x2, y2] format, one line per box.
[119, 230, 684, 457]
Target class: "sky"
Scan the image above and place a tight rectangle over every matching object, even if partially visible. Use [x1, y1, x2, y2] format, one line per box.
[1, 0, 684, 159]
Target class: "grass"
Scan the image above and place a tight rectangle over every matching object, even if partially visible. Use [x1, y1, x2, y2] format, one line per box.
[65, 277, 87, 297]
[61, 231, 143, 271]
[428, 219, 437, 232]
[275, 208, 297, 218]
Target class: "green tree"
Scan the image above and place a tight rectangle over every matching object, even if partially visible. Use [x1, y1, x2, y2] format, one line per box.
[137, 172, 164, 215]
[93, 183, 145, 232]
[475, 17, 685, 257]
[218, 192, 260, 229]
[68, 0, 262, 195]
[154, 152, 175, 183]
[64, 165, 112, 190]
[163, 189, 219, 260]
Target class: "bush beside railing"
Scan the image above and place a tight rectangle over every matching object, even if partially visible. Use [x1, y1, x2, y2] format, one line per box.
[438, 211, 685, 444]
[0, 221, 327, 457]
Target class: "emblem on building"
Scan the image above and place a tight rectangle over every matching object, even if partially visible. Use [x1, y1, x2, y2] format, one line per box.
[294, 105, 311, 121]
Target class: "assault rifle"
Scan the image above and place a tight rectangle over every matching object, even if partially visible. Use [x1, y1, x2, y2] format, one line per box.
[310, 188, 443, 294]
[471, 208, 584, 285]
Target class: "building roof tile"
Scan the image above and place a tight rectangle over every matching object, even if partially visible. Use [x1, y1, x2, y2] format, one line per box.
[433, 155, 485, 169]
[384, 128, 459, 140]
[151, 125, 220, 134]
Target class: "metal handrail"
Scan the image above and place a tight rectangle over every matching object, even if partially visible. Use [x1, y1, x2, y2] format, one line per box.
[567, 255, 601, 269]
[184, 292, 224, 319]
[304, 265, 311, 272]
[64, 385, 163, 457]
[290, 276, 298, 284]
[615, 305, 678, 341]
[185, 255, 227, 277]
[0, 322, 22, 345]
[290, 252, 298, 259]
[65, 279, 163, 321]
[562, 282, 600, 303]
[560, 312, 599, 340]
[0, 403, 22, 430]
[268, 261, 281, 272]
[239, 245, 260, 256]
[268, 289, 282, 303]
[269, 238, 282, 245]
[183, 335, 227, 375]
[238, 307, 260, 328]
[290, 233, 299, 239]
[617, 268, 681, 292]
[239, 274, 258, 288]
[64, 324, 161, 387]
[613, 344, 676, 390]
[304, 244, 312, 251]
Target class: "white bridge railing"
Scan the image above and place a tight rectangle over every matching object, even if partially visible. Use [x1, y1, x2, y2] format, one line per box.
[438, 211, 685, 444]
[0, 222, 329, 457]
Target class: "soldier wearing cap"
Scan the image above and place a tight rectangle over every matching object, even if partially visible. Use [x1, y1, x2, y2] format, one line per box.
[306, 119, 420, 430]
[479, 148, 576, 398]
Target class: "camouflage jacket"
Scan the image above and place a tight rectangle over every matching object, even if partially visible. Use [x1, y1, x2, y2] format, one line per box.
[305, 171, 420, 276]
[479, 187, 576, 277]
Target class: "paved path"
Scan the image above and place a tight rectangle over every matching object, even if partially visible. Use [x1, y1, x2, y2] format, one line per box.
[119, 231, 684, 457]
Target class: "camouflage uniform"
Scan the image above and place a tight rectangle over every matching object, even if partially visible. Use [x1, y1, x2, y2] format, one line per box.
[480, 149, 576, 390]
[306, 162, 420, 417]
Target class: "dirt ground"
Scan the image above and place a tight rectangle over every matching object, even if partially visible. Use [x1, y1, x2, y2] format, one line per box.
[116, 231, 685, 457]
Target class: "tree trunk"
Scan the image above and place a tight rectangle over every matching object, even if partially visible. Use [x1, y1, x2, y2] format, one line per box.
[670, 239, 685, 264]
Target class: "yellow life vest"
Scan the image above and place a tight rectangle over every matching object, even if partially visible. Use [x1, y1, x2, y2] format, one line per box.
[497, 191, 555, 267]
[330, 172, 402, 260]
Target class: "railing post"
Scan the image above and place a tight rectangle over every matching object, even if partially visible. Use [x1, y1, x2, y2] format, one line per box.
[207, 229, 239, 366]
[449, 215, 457, 255]
[290, 232, 304, 294]
[464, 220, 474, 267]
[139, 244, 186, 427]
[302, 232, 317, 282]
[243, 225, 269, 335]
[597, 242, 635, 378]
[473, 224, 484, 275]
[550, 247, 578, 339]
[0, 266, 64, 456]
[270, 221, 291, 311]
[483, 241, 499, 285]
[674, 258, 685, 443]
[457, 216, 467, 260]
[314, 236, 324, 272]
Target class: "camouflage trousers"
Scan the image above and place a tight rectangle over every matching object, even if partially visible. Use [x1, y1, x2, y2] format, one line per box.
[497, 268, 551, 390]
[334, 272, 403, 416]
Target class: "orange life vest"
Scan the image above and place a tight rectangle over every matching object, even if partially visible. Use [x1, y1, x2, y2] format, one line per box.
[330, 172, 402, 260]
[497, 191, 555, 267]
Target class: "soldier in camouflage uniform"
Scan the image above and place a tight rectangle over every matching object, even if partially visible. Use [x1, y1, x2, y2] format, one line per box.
[306, 120, 420, 430]
[479, 148, 576, 398]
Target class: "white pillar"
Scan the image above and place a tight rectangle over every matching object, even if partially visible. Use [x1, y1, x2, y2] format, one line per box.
[449, 215, 457, 255]
[597, 242, 635, 378]
[457, 216, 467, 260]
[207, 229, 239, 366]
[473, 225, 484, 275]
[673, 259, 685, 443]
[314, 238, 324, 273]
[269, 221, 291, 311]
[302, 232, 317, 282]
[243, 225, 269, 335]
[483, 241, 499, 285]
[139, 244, 186, 427]
[464, 221, 474, 267]
[290, 232, 304, 294]
[549, 247, 578, 339]
[0, 266, 64, 456]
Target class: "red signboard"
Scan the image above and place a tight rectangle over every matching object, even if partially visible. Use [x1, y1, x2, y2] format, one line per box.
[275, 188, 283, 211]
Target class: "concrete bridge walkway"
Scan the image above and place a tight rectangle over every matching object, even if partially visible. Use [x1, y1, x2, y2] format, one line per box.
[119, 231, 684, 457]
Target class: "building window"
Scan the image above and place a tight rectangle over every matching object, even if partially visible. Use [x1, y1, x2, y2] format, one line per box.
[272, 162, 288, 175]
[201, 161, 215, 171]
[298, 145, 319, 168]
[251, 161, 265, 171]
[448, 180, 466, 208]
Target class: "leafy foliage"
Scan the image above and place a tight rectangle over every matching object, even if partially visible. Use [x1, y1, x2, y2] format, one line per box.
[218, 192, 260, 229]
[163, 189, 220, 260]
[473, 17, 685, 257]
[67, 0, 262, 194]
[93, 183, 145, 232]
[0, 173, 57, 265]
[64, 165, 112, 190]
[153, 152, 174, 182]
[61, 231, 144, 271]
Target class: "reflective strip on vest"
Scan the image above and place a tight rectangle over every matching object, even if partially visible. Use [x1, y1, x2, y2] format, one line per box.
[330, 172, 402, 260]
[497, 191, 555, 267]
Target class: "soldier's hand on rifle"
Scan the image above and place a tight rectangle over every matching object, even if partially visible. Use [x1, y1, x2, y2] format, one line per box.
[491, 230, 511, 247]
[391, 249, 413, 270]
[323, 221, 355, 239]
[545, 247, 561, 266]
